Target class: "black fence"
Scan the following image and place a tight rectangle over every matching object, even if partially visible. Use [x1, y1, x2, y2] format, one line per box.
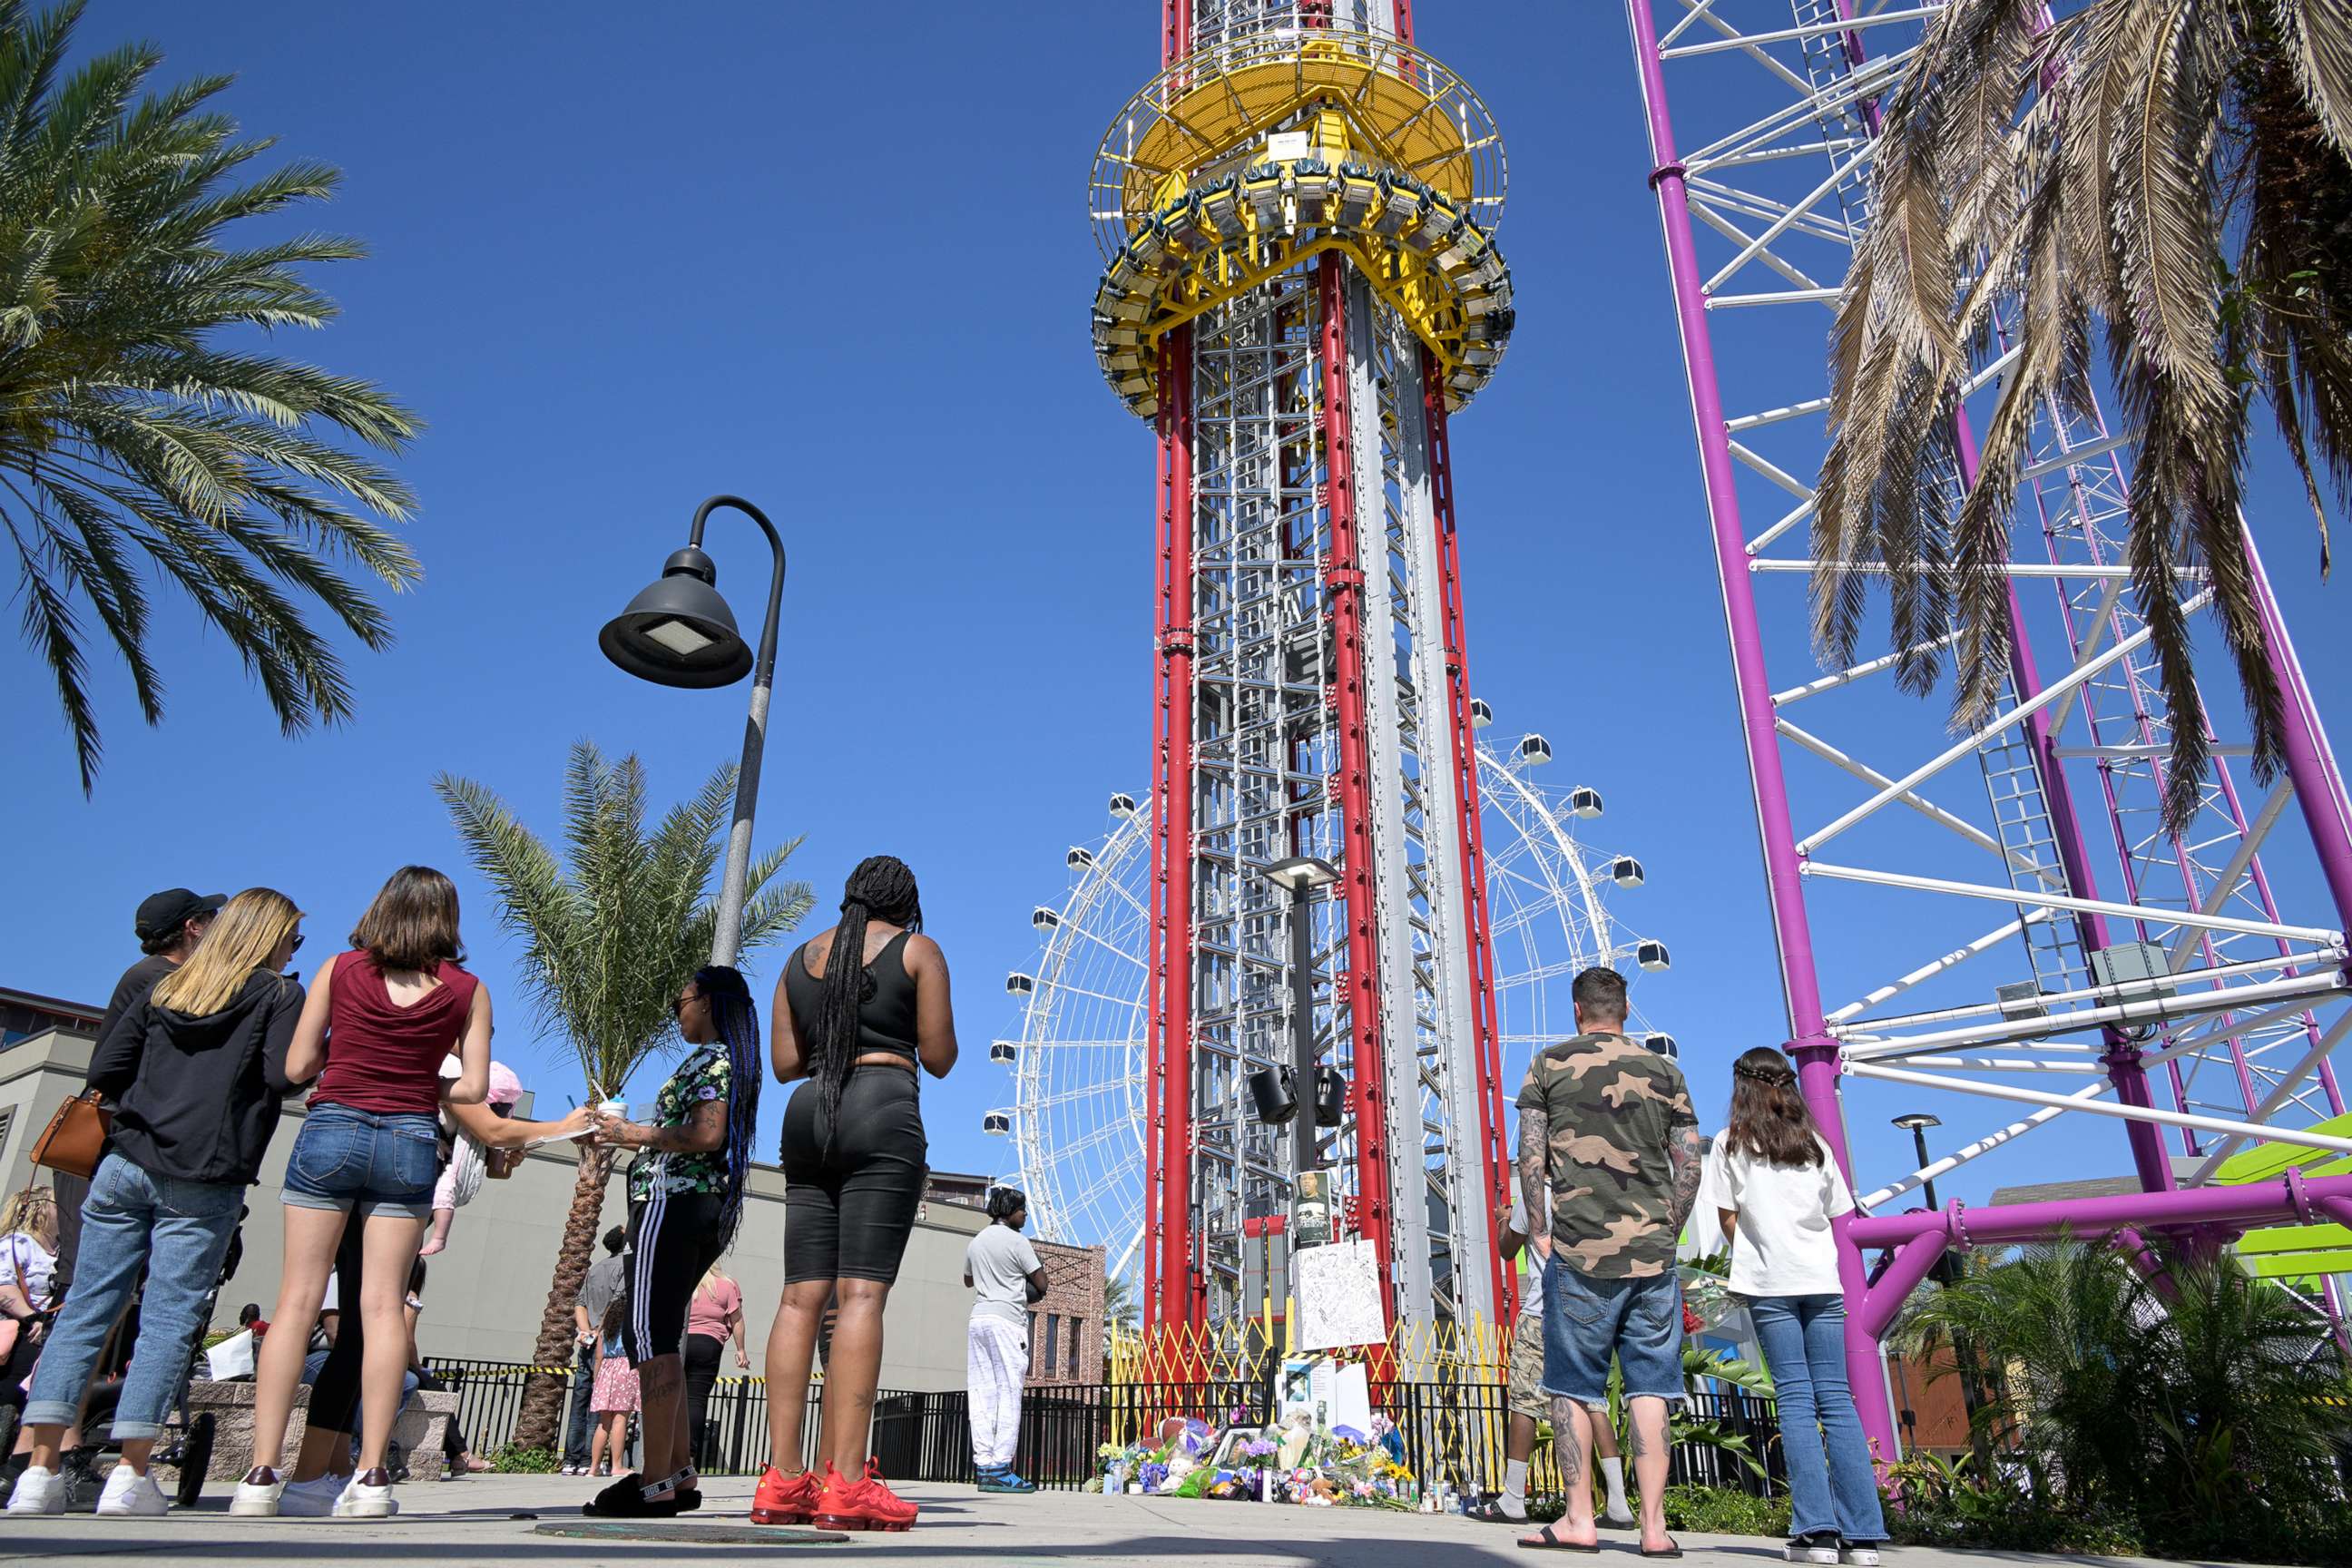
[422, 1357, 1787, 1499]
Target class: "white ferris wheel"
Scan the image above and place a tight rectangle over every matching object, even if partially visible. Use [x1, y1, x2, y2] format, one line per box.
[986, 722, 1671, 1285]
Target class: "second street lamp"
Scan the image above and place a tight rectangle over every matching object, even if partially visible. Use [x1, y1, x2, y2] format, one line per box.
[601, 494, 787, 967]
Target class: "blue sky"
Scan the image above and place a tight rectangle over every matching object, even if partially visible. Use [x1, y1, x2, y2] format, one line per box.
[7, 4, 2347, 1240]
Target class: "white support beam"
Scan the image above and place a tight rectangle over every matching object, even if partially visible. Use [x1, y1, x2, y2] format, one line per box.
[1663, 6, 1942, 57]
[1844, 1059, 2352, 1157]
[1778, 719, 2015, 864]
[2168, 781, 2297, 970]
[1726, 396, 1832, 434]
[1704, 142, 1877, 294]
[2187, 1009, 2352, 1181]
[1844, 946, 2336, 1034]
[1838, 970, 2349, 1058]
[1798, 593, 2209, 853]
[1772, 631, 1963, 705]
[1890, 1056, 2112, 1073]
[2017, 427, 2138, 486]
[1804, 860, 2344, 946]
[1749, 560, 2205, 582]
[1828, 909, 2054, 1024]
[1857, 1083, 2112, 1210]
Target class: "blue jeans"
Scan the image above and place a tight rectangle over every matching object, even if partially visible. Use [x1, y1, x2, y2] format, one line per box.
[1748, 1293, 1886, 1543]
[24, 1153, 241, 1440]
[563, 1343, 598, 1465]
[282, 1103, 439, 1220]
[1543, 1256, 1684, 1408]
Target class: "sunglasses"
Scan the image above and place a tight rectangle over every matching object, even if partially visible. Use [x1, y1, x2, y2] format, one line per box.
[289, 934, 307, 954]
[671, 993, 700, 1019]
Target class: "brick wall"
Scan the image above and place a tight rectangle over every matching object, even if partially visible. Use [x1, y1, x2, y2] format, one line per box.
[1024, 1239, 1106, 1387]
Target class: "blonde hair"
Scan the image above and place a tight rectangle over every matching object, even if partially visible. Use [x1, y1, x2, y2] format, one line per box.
[697, 1262, 732, 1294]
[152, 888, 303, 1017]
[0, 1187, 56, 1248]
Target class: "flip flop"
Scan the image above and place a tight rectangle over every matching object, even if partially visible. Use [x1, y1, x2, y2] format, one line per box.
[1520, 1524, 1602, 1553]
[1640, 1542, 1684, 1559]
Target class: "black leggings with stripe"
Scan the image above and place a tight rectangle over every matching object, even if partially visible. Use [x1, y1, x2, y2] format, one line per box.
[622, 1189, 724, 1365]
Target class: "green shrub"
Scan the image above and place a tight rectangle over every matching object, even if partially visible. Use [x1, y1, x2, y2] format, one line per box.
[1661, 1485, 1790, 1536]
[487, 1444, 559, 1474]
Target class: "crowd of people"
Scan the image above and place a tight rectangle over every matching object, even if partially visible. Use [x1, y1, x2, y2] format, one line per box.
[0, 867, 1895, 1553]
[1489, 965, 1885, 1565]
[2, 852, 960, 1533]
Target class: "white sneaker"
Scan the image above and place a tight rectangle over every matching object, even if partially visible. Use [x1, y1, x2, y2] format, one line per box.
[230, 1469, 285, 1517]
[95, 1466, 169, 1517]
[333, 1469, 396, 1518]
[1788, 1537, 1844, 1565]
[279, 1473, 347, 1517]
[1839, 1546, 1882, 1566]
[5, 1464, 65, 1514]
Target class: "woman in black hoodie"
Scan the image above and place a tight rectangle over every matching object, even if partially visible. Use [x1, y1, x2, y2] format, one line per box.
[7, 889, 306, 1519]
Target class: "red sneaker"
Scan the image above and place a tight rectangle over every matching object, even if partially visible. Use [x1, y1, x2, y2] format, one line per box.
[750, 1465, 820, 1526]
[811, 1458, 917, 1533]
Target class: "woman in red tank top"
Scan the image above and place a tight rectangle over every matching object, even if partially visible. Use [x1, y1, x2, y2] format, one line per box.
[242, 867, 492, 1519]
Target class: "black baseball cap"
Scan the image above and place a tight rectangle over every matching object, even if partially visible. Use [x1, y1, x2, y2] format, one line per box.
[134, 888, 227, 943]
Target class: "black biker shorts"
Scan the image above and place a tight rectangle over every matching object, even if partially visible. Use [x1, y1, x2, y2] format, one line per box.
[780, 1067, 926, 1287]
[624, 1189, 724, 1365]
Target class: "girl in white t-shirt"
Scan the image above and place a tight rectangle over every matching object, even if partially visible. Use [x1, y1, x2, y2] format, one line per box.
[1704, 1048, 1885, 1567]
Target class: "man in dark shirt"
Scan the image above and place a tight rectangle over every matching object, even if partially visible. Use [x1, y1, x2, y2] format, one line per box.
[1514, 966, 1702, 1555]
[58, 889, 223, 1298]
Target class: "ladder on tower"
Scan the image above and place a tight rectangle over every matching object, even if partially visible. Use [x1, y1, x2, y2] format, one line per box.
[1975, 701, 2093, 1000]
[1792, 0, 1878, 237]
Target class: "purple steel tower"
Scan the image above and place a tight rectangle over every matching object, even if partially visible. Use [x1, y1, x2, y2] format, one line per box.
[1624, 0, 2352, 1456]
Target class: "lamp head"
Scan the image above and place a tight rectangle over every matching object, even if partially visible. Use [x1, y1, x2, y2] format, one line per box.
[1891, 1112, 1942, 1133]
[600, 545, 752, 689]
[1262, 855, 1341, 895]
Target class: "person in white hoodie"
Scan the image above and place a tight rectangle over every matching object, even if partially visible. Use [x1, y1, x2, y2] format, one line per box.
[1702, 1048, 1886, 1568]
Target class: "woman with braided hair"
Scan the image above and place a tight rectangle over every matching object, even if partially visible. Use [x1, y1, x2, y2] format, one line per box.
[581, 965, 762, 1519]
[750, 856, 956, 1533]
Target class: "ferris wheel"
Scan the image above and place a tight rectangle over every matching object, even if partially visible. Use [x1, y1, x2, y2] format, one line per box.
[987, 724, 1669, 1285]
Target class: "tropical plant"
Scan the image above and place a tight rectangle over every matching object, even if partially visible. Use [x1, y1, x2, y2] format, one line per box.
[1816, 0, 2352, 829]
[435, 740, 812, 1449]
[0, 0, 422, 791]
[1897, 1232, 2352, 1559]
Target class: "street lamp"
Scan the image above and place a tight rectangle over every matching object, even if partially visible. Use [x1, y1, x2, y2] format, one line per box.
[601, 495, 786, 967]
[1262, 856, 1340, 1182]
[1890, 1110, 1990, 1462]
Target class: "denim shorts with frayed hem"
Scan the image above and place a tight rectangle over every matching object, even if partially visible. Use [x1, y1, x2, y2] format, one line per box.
[1540, 1254, 1686, 1410]
[281, 1103, 439, 1220]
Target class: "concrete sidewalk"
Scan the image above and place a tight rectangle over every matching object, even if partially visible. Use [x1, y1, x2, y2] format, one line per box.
[0, 1472, 2250, 1567]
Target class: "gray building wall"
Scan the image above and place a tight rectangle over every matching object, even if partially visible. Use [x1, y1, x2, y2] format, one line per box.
[0, 1028, 991, 1391]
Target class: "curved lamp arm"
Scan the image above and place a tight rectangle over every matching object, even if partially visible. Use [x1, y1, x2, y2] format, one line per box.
[688, 495, 788, 967]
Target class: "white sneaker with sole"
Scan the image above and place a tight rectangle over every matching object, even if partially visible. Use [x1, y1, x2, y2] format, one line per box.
[279, 1473, 348, 1517]
[333, 1468, 397, 1518]
[1788, 1536, 1843, 1565]
[230, 1468, 284, 1517]
[5, 1464, 64, 1514]
[1839, 1545, 1882, 1566]
[95, 1465, 169, 1517]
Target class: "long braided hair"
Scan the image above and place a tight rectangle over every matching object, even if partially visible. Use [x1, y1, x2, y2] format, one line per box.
[693, 964, 762, 1251]
[806, 855, 923, 1150]
[1725, 1045, 1827, 1168]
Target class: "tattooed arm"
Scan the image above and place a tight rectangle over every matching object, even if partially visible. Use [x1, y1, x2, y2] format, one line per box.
[1517, 1104, 1552, 1259]
[594, 1098, 727, 1154]
[1665, 1119, 1707, 1232]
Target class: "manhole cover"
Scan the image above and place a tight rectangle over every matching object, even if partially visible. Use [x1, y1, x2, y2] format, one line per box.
[534, 1520, 849, 1545]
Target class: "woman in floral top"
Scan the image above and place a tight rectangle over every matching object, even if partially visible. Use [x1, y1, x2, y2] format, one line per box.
[584, 965, 761, 1519]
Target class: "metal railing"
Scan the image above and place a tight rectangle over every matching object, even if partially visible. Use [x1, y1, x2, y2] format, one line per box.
[421, 1357, 1787, 1496]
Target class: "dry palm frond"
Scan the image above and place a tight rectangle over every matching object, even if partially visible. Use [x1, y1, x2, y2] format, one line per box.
[1818, 0, 2352, 832]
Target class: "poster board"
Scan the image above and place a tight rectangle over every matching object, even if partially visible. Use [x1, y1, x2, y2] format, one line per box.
[1293, 1238, 1386, 1350]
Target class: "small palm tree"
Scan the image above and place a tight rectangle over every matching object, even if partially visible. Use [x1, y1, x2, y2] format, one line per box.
[1, 0, 423, 790]
[436, 740, 812, 1449]
[1817, 0, 2352, 828]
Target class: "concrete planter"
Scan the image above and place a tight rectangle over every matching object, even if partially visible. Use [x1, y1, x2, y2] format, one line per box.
[186, 1380, 457, 1483]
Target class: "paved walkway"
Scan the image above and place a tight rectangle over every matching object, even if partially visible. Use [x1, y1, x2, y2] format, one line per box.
[2, 1473, 2245, 1566]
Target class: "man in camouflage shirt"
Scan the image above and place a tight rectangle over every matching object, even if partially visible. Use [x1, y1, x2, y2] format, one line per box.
[1514, 966, 1702, 1554]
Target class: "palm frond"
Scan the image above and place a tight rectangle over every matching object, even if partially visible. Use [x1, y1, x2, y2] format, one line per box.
[0, 0, 418, 791]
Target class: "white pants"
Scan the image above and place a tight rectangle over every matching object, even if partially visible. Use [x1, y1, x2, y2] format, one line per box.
[966, 1314, 1029, 1468]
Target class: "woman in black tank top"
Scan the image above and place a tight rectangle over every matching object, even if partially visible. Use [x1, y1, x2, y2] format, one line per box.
[750, 856, 957, 1531]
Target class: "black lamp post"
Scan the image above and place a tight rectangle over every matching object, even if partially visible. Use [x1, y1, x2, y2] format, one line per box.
[1892, 1110, 1991, 1465]
[601, 495, 786, 967]
[1263, 855, 1340, 1185]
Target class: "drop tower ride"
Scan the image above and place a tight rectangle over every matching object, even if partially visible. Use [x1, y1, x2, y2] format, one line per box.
[1087, 1, 1518, 1337]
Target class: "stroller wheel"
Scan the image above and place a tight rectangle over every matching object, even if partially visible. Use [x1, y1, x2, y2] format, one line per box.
[173, 1413, 214, 1508]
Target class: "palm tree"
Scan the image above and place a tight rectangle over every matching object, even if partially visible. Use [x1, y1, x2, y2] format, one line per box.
[1817, 0, 2352, 829]
[0, 1, 423, 791]
[436, 741, 812, 1450]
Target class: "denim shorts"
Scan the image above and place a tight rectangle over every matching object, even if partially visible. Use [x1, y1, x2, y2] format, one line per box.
[282, 1103, 439, 1220]
[1541, 1255, 1685, 1410]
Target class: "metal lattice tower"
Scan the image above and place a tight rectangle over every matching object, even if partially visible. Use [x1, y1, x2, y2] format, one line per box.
[1625, 0, 2352, 1454]
[1088, 1, 1520, 1334]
